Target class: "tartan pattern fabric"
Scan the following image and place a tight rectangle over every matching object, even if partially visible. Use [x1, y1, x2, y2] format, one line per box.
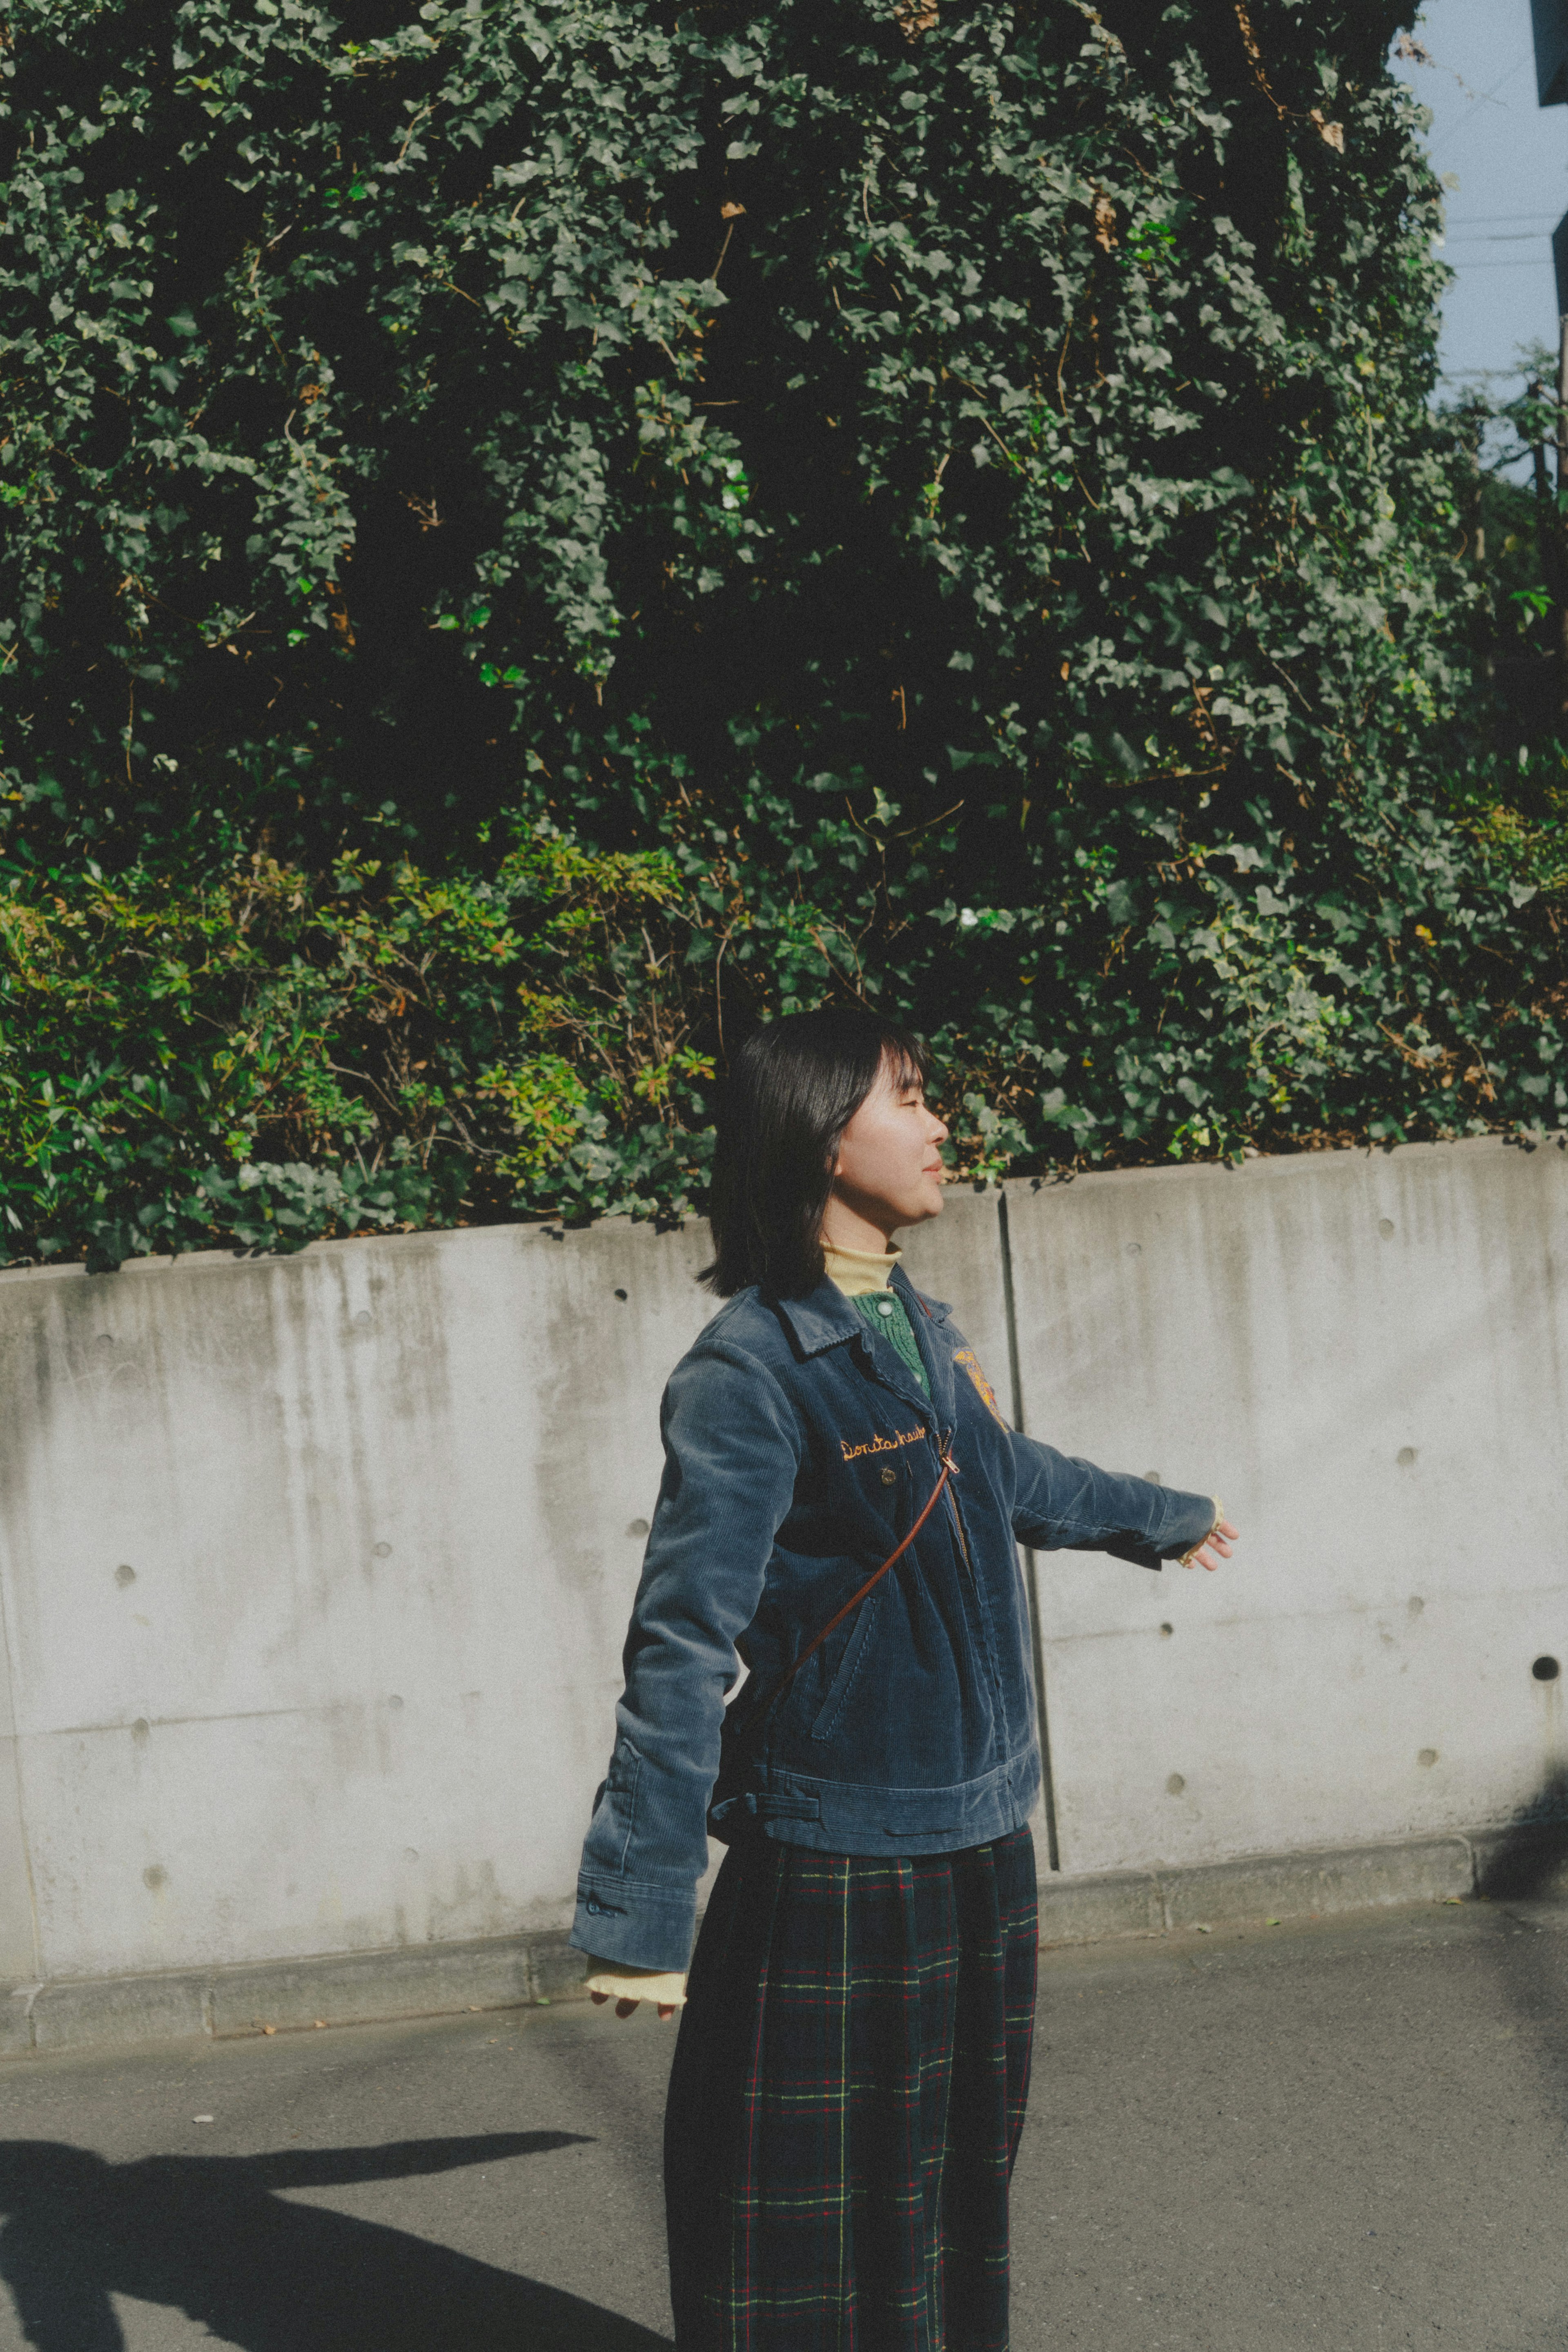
[664, 1827, 1038, 2352]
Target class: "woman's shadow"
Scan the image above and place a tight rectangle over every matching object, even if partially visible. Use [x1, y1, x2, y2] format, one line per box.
[0, 2133, 672, 2351]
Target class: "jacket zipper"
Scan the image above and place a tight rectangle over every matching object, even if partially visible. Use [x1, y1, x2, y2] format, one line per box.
[933, 1427, 972, 1574]
[944, 1485, 972, 1574]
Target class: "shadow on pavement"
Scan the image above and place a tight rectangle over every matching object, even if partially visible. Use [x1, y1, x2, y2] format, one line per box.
[1472, 1764, 1568, 1902]
[0, 2133, 673, 2351]
[1470, 1764, 1568, 2157]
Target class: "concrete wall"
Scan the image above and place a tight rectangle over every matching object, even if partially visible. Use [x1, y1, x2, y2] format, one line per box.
[0, 1139, 1563, 1986]
[1011, 1139, 1568, 1875]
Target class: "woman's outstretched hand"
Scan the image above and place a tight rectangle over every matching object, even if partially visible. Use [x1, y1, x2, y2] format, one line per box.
[1185, 1516, 1238, 1572]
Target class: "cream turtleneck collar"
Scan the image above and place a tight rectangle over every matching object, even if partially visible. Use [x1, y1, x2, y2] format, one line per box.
[823, 1240, 901, 1298]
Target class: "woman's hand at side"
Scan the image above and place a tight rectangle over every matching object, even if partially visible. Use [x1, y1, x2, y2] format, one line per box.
[582, 1958, 687, 2020]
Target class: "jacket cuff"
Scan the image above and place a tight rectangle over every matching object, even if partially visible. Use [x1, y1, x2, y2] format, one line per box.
[1157, 1487, 1221, 1560]
[570, 1873, 697, 1974]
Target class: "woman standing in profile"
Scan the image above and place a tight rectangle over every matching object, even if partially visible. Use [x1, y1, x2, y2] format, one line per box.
[571, 1006, 1236, 2351]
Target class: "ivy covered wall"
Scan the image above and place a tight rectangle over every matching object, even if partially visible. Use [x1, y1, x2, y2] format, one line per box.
[1, 0, 1562, 1266]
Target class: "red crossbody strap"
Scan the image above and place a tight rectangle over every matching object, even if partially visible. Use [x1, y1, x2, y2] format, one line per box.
[775, 1450, 957, 1699]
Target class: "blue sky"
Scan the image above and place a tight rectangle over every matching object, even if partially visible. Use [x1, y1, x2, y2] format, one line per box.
[1391, 0, 1567, 430]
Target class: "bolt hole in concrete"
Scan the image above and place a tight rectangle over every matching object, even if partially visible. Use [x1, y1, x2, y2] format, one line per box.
[1166, 1773, 1186, 1796]
[354, 1310, 372, 1326]
[1159, 1623, 1174, 1638]
[1379, 1217, 1395, 1237]
[373, 1542, 392, 1558]
[1143, 1469, 1161, 1484]
[1532, 1656, 1561, 1682]
[143, 1866, 167, 1891]
[1418, 1748, 1439, 1767]
[1396, 1446, 1417, 1467]
[626, 1518, 650, 1538]
[613, 1287, 628, 1300]
[114, 1563, 136, 1587]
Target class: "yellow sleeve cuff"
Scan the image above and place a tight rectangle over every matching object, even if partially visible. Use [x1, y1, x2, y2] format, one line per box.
[583, 1964, 689, 2006]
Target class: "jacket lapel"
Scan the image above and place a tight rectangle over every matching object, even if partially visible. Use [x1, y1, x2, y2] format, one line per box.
[775, 1276, 940, 1426]
[893, 1266, 958, 1436]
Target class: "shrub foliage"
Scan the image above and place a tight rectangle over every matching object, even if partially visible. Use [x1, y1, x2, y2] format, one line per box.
[2, 0, 1564, 1264]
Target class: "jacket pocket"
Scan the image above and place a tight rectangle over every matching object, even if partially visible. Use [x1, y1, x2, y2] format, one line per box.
[810, 1594, 882, 1742]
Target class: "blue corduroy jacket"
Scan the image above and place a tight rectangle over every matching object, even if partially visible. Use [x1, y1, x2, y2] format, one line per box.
[571, 1263, 1215, 1972]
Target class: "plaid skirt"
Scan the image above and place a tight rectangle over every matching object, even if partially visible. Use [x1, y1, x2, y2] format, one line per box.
[664, 1826, 1038, 2352]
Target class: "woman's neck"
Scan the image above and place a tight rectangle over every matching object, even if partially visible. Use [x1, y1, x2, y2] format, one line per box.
[820, 1197, 899, 1255]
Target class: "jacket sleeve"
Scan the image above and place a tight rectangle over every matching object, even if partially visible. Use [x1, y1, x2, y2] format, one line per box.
[570, 1340, 803, 1973]
[1008, 1433, 1216, 1569]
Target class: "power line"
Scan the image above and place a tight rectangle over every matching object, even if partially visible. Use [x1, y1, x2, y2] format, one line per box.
[1429, 51, 1532, 157]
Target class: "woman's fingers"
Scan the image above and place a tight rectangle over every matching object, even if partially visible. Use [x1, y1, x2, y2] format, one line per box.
[657, 2004, 677, 2021]
[1185, 1525, 1240, 1571]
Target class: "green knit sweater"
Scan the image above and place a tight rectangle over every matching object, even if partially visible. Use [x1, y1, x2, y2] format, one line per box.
[850, 1288, 928, 1393]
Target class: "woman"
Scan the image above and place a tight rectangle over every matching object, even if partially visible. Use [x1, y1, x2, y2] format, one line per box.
[572, 1007, 1236, 2350]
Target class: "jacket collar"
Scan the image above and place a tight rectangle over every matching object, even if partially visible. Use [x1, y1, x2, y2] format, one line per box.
[773, 1266, 953, 1359]
[773, 1269, 954, 1431]
[891, 1264, 951, 1326]
[773, 1278, 864, 1358]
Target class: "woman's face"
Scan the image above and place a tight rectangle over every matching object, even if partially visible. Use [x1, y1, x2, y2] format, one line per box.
[829, 1058, 949, 1241]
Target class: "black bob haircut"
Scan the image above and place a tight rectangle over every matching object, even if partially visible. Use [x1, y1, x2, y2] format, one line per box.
[702, 1006, 931, 1300]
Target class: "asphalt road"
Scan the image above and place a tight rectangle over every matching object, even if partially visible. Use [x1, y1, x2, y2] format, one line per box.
[2, 1894, 1565, 2351]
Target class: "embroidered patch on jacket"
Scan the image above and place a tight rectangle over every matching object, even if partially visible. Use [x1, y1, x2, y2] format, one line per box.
[953, 1347, 1010, 1429]
[840, 1425, 926, 1462]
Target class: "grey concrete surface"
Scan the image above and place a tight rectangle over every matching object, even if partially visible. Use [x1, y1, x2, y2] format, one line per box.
[0, 1188, 1007, 1988]
[1010, 1137, 1568, 1879]
[4, 1137, 1568, 2000]
[1, 1893, 1566, 2351]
